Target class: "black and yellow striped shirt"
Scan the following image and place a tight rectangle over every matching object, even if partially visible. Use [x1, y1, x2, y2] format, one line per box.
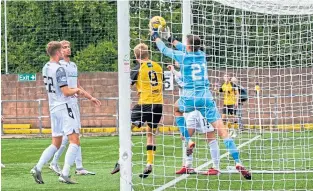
[130, 61, 163, 104]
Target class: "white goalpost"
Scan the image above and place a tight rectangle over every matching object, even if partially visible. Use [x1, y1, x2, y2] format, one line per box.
[117, 0, 132, 190]
[118, 0, 313, 190]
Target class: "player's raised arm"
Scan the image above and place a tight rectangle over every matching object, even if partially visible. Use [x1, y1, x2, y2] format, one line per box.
[159, 26, 186, 52]
[150, 28, 184, 63]
[173, 41, 186, 52]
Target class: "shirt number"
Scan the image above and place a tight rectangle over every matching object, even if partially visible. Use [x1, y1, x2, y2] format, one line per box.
[148, 71, 158, 86]
[44, 76, 56, 93]
[191, 63, 207, 81]
[202, 118, 209, 128]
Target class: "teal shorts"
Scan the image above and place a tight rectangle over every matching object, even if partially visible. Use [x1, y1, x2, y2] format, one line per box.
[178, 89, 221, 123]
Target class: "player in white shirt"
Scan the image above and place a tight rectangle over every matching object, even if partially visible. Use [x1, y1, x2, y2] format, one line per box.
[168, 64, 221, 175]
[49, 40, 101, 176]
[31, 41, 84, 184]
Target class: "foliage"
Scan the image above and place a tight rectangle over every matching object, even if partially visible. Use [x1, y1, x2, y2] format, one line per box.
[1, 1, 117, 73]
[1, 1, 312, 73]
[74, 41, 118, 72]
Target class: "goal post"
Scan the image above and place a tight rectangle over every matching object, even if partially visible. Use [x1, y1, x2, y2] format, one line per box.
[117, 0, 132, 190]
[181, 0, 192, 173]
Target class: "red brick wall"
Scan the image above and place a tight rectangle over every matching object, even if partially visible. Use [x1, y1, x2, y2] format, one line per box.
[2, 68, 313, 128]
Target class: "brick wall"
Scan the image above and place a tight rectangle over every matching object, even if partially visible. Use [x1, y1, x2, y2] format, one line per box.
[2, 68, 313, 128]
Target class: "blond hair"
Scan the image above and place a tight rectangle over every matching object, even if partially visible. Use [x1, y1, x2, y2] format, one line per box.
[231, 77, 238, 84]
[60, 40, 70, 46]
[134, 43, 149, 59]
[46, 41, 61, 56]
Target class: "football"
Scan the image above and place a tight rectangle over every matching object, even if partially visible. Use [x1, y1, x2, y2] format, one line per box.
[150, 16, 166, 29]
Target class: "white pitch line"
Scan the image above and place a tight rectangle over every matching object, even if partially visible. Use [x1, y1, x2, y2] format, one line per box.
[154, 135, 261, 191]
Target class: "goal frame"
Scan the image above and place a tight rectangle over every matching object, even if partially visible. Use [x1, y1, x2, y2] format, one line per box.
[118, 0, 313, 190]
[117, 0, 132, 190]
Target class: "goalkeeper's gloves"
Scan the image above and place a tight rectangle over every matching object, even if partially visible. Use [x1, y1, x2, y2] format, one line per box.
[159, 26, 170, 40]
[159, 26, 176, 43]
[149, 23, 160, 41]
[161, 26, 176, 43]
[150, 27, 160, 41]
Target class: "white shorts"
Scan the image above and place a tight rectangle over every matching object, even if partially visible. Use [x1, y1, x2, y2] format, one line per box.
[50, 103, 80, 137]
[184, 110, 215, 134]
[71, 102, 81, 129]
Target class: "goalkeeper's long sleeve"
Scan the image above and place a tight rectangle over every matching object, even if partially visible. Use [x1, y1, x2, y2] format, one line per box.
[174, 42, 187, 52]
[156, 40, 184, 64]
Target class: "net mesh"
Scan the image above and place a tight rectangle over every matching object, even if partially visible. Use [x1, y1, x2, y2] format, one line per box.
[129, 0, 313, 190]
[1, 1, 117, 74]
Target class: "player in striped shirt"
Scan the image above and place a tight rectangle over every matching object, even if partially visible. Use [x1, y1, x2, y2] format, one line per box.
[111, 43, 163, 178]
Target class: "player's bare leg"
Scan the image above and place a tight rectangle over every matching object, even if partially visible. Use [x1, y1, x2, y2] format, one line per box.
[212, 119, 251, 180]
[59, 132, 79, 184]
[139, 126, 156, 178]
[31, 136, 62, 184]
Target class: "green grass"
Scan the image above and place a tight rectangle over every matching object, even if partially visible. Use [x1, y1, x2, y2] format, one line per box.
[2, 131, 313, 190]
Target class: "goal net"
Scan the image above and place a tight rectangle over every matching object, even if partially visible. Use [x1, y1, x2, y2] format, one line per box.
[119, 0, 313, 190]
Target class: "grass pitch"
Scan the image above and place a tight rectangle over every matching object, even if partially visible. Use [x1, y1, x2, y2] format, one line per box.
[2, 131, 313, 190]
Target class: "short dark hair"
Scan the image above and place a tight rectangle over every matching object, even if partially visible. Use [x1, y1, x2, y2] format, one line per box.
[187, 34, 201, 52]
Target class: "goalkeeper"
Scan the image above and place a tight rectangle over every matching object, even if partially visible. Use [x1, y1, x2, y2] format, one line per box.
[168, 64, 220, 175]
[150, 26, 251, 179]
[111, 43, 163, 179]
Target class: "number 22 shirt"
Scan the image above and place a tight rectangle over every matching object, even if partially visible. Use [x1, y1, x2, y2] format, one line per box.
[42, 62, 70, 113]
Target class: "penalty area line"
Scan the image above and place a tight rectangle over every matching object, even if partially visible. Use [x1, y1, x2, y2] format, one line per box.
[154, 135, 261, 191]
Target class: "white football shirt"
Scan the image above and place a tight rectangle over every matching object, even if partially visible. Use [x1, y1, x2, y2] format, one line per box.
[60, 60, 78, 103]
[42, 62, 71, 112]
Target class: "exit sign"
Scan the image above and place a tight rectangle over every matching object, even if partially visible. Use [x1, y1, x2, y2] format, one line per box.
[18, 73, 36, 82]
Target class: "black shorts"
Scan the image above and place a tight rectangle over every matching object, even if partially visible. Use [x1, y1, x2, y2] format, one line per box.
[223, 105, 237, 115]
[131, 104, 163, 128]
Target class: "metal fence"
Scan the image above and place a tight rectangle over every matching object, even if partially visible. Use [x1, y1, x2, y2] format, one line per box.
[1, 93, 312, 135]
[1, 97, 119, 135]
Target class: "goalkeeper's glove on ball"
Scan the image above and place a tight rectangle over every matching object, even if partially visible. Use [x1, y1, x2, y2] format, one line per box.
[150, 27, 160, 41]
[159, 26, 175, 43]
